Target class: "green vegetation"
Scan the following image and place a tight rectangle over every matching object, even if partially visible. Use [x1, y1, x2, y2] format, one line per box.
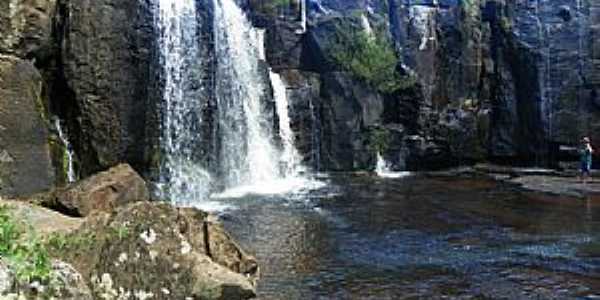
[367, 127, 391, 154]
[0, 205, 52, 284]
[251, 0, 293, 15]
[331, 22, 416, 93]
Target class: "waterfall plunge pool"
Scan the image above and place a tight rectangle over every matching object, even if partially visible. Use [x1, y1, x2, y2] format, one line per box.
[208, 174, 600, 299]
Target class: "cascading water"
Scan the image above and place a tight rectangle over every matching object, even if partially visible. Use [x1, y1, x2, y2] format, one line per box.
[211, 0, 325, 198]
[154, 0, 321, 203]
[54, 118, 76, 183]
[297, 0, 307, 34]
[269, 70, 304, 177]
[213, 0, 280, 189]
[155, 0, 212, 205]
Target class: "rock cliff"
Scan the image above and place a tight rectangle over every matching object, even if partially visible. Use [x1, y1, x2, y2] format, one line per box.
[1, 0, 599, 195]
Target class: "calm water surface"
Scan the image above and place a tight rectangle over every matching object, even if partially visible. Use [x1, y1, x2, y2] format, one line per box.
[215, 174, 600, 299]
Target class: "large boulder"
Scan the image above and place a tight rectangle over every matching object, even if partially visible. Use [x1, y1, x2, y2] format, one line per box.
[54, 202, 259, 300]
[46, 164, 149, 217]
[0, 55, 54, 197]
[0, 0, 57, 60]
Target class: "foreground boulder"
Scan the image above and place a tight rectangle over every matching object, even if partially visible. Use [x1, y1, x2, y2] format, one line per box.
[46, 164, 149, 217]
[53, 201, 259, 300]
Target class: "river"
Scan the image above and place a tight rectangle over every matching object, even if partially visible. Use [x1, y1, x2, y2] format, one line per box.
[213, 174, 600, 299]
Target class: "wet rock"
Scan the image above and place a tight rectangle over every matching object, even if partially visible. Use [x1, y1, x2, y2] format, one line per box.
[48, 164, 149, 217]
[508, 175, 600, 198]
[0, 55, 54, 197]
[0, 0, 57, 60]
[56, 201, 258, 300]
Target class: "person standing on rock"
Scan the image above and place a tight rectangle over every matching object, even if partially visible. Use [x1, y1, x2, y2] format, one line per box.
[580, 137, 594, 184]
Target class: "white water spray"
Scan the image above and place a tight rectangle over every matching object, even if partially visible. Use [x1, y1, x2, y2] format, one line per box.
[155, 0, 212, 205]
[376, 153, 411, 179]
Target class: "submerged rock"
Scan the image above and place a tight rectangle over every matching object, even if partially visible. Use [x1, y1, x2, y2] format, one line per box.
[55, 201, 258, 300]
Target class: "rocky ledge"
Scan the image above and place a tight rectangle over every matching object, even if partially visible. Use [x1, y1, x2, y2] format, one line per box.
[430, 163, 600, 200]
[0, 164, 258, 300]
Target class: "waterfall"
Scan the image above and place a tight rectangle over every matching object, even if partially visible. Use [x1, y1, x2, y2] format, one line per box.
[154, 0, 320, 202]
[375, 153, 411, 179]
[214, 0, 280, 189]
[297, 0, 307, 34]
[269, 70, 304, 177]
[54, 118, 76, 183]
[155, 0, 212, 205]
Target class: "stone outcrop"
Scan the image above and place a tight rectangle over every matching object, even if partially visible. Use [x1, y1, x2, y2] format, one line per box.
[58, 0, 158, 176]
[45, 164, 149, 217]
[0, 0, 57, 60]
[56, 201, 258, 300]
[0, 55, 54, 197]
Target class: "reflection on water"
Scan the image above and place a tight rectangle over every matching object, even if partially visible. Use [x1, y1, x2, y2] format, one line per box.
[215, 174, 600, 299]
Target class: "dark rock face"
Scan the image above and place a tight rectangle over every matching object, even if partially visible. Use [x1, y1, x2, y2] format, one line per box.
[319, 72, 384, 170]
[59, 0, 158, 176]
[253, 0, 600, 171]
[0, 55, 55, 197]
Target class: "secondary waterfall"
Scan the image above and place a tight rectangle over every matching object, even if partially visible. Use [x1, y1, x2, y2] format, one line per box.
[54, 118, 76, 183]
[269, 70, 304, 177]
[155, 0, 212, 205]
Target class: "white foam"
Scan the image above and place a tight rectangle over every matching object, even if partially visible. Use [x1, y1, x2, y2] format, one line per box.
[187, 201, 234, 213]
[375, 153, 412, 179]
[212, 177, 326, 199]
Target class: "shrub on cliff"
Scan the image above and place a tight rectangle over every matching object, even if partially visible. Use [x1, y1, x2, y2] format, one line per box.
[331, 23, 415, 93]
[250, 0, 294, 15]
